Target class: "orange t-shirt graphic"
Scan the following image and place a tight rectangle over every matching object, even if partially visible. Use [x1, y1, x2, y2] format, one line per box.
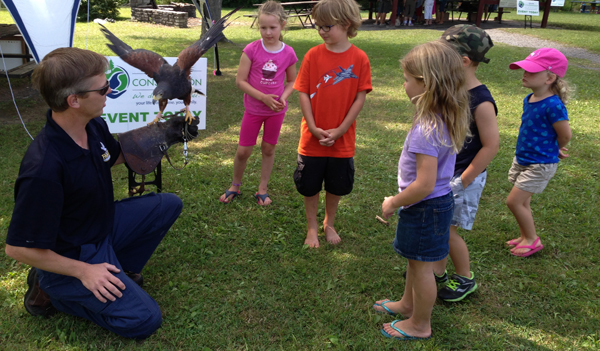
[294, 44, 372, 158]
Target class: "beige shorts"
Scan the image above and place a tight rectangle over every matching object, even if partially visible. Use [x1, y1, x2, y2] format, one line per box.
[508, 157, 558, 194]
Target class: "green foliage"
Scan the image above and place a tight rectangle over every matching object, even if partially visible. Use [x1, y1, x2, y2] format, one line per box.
[1, 6, 600, 351]
[77, 0, 121, 21]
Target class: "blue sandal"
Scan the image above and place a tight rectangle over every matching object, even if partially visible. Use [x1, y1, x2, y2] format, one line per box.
[220, 189, 240, 204]
[381, 320, 431, 341]
[254, 192, 271, 206]
[372, 299, 399, 316]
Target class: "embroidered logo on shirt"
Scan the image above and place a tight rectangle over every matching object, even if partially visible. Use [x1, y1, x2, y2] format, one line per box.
[100, 142, 111, 162]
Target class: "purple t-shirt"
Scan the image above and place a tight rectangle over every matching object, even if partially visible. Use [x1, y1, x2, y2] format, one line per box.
[397, 122, 456, 206]
[243, 39, 298, 116]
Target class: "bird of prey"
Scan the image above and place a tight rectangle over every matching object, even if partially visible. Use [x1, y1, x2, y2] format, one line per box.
[99, 7, 240, 125]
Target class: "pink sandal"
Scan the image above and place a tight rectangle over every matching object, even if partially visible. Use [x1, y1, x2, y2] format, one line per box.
[511, 237, 543, 257]
[506, 238, 521, 247]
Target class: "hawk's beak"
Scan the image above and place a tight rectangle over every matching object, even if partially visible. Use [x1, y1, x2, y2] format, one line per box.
[152, 94, 162, 105]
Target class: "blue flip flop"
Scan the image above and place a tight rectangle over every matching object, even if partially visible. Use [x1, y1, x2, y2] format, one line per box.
[381, 320, 431, 341]
[220, 189, 240, 204]
[254, 192, 270, 205]
[372, 299, 399, 316]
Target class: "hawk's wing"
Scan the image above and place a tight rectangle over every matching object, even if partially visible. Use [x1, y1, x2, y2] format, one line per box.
[175, 6, 241, 74]
[99, 24, 168, 79]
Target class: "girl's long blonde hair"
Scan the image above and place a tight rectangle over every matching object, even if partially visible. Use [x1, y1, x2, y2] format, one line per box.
[257, 1, 287, 41]
[401, 41, 471, 153]
[549, 74, 572, 105]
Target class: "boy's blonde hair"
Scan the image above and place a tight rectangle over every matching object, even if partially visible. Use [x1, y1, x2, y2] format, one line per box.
[549, 74, 572, 105]
[401, 41, 471, 154]
[312, 0, 362, 38]
[258, 1, 287, 41]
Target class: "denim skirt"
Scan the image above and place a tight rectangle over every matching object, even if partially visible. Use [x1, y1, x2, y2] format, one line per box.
[393, 192, 453, 262]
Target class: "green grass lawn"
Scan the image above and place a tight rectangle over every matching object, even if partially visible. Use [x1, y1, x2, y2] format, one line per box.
[1, 7, 600, 351]
[499, 11, 600, 54]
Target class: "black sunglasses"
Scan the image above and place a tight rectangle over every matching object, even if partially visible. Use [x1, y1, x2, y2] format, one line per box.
[315, 24, 335, 32]
[77, 81, 110, 96]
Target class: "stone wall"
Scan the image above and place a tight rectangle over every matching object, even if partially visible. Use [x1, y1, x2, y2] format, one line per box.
[130, 1, 196, 18]
[158, 3, 196, 18]
[131, 8, 188, 28]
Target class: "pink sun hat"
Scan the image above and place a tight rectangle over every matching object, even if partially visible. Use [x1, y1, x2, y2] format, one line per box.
[509, 48, 568, 77]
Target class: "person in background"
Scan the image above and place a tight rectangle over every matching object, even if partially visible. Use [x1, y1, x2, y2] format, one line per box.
[376, 0, 393, 25]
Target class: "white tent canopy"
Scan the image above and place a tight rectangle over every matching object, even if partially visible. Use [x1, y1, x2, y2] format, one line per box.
[1, 0, 81, 63]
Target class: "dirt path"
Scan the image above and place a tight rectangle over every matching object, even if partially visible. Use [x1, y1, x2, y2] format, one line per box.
[485, 28, 600, 66]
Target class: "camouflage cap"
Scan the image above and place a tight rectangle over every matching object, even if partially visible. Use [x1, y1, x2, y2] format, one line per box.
[440, 25, 494, 64]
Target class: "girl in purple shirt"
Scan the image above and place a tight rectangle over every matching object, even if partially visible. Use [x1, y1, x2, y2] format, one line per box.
[219, 1, 297, 205]
[372, 41, 471, 341]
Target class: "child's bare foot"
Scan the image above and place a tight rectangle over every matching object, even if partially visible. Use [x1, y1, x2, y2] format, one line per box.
[254, 192, 272, 206]
[511, 237, 543, 256]
[373, 299, 411, 318]
[506, 237, 523, 247]
[324, 224, 341, 245]
[305, 228, 320, 248]
[219, 186, 240, 203]
[381, 320, 431, 340]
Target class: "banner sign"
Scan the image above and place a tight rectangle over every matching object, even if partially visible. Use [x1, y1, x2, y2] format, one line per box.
[517, 0, 540, 15]
[102, 56, 207, 133]
[550, 0, 565, 6]
[499, 0, 517, 8]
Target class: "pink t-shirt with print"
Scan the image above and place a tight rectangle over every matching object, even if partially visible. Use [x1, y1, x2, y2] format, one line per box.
[243, 39, 298, 116]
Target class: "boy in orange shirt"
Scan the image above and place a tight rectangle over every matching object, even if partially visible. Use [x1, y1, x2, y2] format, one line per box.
[293, 0, 372, 248]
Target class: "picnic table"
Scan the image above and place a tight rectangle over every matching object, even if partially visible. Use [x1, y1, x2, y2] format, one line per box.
[0, 24, 35, 78]
[570, 0, 600, 12]
[248, 1, 319, 28]
[447, 0, 511, 24]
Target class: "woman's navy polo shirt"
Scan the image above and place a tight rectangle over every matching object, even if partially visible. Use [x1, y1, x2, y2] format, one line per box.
[6, 110, 121, 259]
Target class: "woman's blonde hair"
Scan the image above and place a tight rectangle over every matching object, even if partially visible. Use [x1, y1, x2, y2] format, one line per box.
[257, 1, 287, 41]
[401, 41, 471, 153]
[312, 0, 362, 38]
[549, 74, 573, 105]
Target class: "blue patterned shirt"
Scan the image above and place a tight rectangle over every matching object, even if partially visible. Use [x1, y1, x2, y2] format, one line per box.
[516, 94, 568, 165]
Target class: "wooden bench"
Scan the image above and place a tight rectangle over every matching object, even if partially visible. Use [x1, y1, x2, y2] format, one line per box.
[245, 11, 314, 28]
[288, 11, 314, 28]
[0, 60, 36, 79]
[243, 14, 258, 28]
[484, 9, 511, 22]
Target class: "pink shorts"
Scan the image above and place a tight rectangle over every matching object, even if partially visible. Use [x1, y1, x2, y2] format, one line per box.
[238, 111, 286, 147]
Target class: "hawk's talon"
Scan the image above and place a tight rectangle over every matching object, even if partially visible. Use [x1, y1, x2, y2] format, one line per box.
[148, 112, 163, 126]
[184, 109, 194, 125]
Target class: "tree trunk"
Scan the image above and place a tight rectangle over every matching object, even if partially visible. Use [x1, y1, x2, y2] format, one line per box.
[201, 0, 223, 37]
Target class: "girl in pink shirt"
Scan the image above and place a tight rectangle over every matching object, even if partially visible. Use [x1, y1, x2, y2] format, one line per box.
[219, 1, 297, 205]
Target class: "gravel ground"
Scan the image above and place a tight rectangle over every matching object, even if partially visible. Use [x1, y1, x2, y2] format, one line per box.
[360, 19, 600, 66]
[485, 28, 600, 65]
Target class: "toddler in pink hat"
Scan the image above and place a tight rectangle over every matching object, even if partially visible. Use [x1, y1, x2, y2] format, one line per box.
[504, 48, 572, 258]
[509, 47, 568, 77]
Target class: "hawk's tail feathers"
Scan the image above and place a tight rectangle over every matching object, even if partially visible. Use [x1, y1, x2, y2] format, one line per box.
[197, 6, 243, 51]
[98, 24, 133, 57]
